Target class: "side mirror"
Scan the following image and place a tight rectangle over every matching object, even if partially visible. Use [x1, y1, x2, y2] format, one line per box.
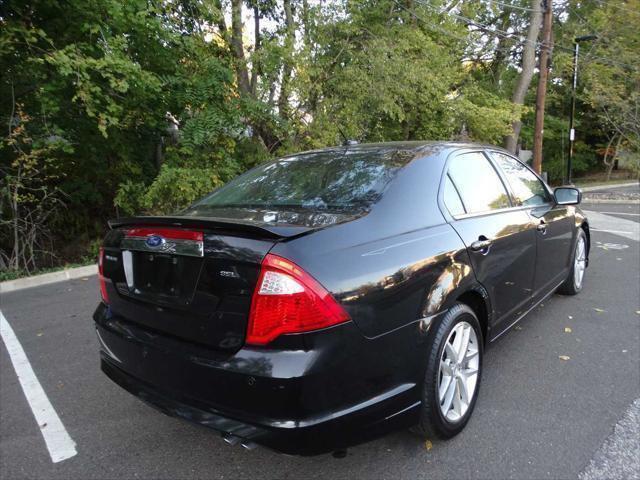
[554, 187, 581, 205]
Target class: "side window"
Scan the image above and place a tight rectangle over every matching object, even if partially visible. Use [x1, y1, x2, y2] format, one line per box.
[443, 175, 466, 216]
[447, 153, 511, 214]
[492, 152, 552, 207]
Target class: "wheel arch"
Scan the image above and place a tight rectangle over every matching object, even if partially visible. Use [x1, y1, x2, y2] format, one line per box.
[580, 219, 591, 259]
[418, 247, 493, 345]
[455, 287, 491, 345]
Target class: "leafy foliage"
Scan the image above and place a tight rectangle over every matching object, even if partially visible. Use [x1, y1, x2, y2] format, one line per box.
[1, 0, 637, 274]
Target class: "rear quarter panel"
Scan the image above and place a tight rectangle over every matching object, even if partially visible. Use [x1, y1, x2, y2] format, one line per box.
[270, 149, 479, 339]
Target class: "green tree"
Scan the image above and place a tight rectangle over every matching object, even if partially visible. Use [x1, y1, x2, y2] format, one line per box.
[1, 0, 636, 275]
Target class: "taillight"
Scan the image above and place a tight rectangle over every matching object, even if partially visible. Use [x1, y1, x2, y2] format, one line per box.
[246, 254, 350, 345]
[98, 247, 109, 304]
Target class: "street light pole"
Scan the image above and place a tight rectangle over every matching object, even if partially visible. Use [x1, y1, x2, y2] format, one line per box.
[566, 34, 597, 185]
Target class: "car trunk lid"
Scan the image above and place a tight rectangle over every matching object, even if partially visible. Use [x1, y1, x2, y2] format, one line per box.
[101, 215, 319, 353]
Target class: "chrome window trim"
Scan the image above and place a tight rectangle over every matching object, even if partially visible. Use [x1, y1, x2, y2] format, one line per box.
[449, 203, 535, 221]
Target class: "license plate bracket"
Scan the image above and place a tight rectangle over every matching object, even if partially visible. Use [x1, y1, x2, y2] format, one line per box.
[135, 252, 182, 297]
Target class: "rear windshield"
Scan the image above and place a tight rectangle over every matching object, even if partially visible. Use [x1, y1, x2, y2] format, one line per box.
[184, 148, 415, 214]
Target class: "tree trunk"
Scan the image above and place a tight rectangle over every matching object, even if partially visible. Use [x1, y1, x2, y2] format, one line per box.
[602, 133, 616, 170]
[606, 135, 623, 181]
[10, 168, 21, 271]
[213, 0, 228, 39]
[155, 138, 164, 171]
[302, 0, 311, 47]
[231, 0, 251, 96]
[228, 0, 281, 151]
[278, 0, 295, 120]
[250, 5, 261, 95]
[503, 0, 543, 154]
[491, 11, 513, 86]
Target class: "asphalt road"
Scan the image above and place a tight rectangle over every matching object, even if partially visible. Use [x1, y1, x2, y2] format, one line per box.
[582, 201, 640, 222]
[1, 207, 639, 480]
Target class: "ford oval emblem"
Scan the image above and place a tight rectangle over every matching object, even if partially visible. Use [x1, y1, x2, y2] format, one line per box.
[145, 235, 164, 248]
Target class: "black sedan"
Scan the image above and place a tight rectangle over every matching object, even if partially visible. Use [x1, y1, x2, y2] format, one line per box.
[94, 141, 589, 455]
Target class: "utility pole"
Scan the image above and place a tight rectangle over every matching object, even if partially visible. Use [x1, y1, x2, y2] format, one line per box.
[532, 0, 553, 175]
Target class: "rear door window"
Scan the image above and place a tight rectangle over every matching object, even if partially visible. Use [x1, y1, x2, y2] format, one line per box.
[491, 152, 552, 207]
[447, 153, 511, 214]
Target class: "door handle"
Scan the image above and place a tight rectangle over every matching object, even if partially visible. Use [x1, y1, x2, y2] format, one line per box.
[537, 221, 547, 233]
[470, 238, 492, 252]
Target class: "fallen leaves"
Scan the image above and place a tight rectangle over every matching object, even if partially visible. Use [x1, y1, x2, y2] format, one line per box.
[559, 355, 571, 361]
[564, 327, 572, 333]
[568, 315, 573, 320]
[424, 440, 433, 451]
[593, 308, 605, 313]
[597, 243, 629, 251]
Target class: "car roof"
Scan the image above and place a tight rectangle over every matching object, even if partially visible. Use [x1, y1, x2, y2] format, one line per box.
[280, 141, 508, 159]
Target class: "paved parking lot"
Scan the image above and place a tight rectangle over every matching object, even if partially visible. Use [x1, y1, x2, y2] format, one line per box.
[1, 204, 639, 479]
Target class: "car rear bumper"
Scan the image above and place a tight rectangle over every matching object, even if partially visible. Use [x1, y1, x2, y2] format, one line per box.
[94, 303, 422, 455]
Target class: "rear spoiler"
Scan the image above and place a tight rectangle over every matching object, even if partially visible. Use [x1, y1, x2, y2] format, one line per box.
[108, 216, 312, 239]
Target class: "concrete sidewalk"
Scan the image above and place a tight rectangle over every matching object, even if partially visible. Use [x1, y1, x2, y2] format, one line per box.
[579, 181, 638, 192]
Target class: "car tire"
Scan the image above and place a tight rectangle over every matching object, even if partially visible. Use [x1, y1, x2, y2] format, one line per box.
[414, 302, 483, 439]
[557, 228, 587, 296]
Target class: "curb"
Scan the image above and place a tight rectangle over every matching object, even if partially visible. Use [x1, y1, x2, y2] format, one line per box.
[0, 264, 98, 294]
[579, 181, 639, 192]
[582, 199, 640, 205]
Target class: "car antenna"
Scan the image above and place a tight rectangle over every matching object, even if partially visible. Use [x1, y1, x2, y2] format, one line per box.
[337, 126, 358, 147]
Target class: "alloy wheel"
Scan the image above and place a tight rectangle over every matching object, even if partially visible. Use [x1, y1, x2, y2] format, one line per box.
[437, 321, 479, 423]
[574, 237, 586, 289]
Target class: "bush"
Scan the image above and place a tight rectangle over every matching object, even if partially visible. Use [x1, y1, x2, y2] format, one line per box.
[143, 166, 222, 214]
[115, 165, 222, 216]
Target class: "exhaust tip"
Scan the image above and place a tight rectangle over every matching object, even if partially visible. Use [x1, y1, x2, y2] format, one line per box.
[222, 434, 241, 446]
[240, 441, 257, 451]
